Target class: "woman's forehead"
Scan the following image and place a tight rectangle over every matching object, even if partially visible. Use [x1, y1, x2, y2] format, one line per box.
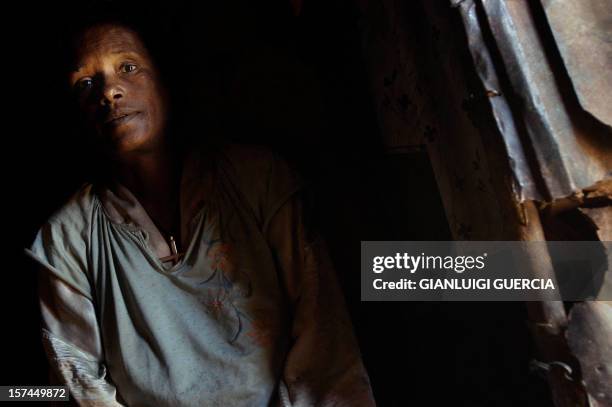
[75, 23, 149, 60]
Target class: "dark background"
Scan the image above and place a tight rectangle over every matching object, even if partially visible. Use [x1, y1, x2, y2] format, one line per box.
[5, 1, 550, 405]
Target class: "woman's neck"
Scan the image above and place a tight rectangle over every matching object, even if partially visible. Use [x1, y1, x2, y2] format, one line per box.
[109, 143, 183, 236]
[114, 148, 178, 202]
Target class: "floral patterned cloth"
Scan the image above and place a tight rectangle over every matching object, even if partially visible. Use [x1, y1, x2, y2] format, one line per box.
[26, 145, 375, 406]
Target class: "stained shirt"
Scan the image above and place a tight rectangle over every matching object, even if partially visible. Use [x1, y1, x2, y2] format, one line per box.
[26, 145, 375, 407]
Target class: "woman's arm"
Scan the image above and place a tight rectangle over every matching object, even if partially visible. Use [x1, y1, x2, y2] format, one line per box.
[38, 269, 125, 407]
[267, 195, 376, 407]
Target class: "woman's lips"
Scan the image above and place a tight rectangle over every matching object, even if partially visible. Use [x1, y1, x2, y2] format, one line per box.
[104, 111, 140, 127]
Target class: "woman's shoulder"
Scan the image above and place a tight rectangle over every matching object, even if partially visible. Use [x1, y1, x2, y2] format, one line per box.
[183, 142, 275, 180]
[214, 143, 299, 183]
[212, 143, 302, 226]
[29, 183, 99, 255]
[26, 183, 98, 300]
[45, 183, 99, 229]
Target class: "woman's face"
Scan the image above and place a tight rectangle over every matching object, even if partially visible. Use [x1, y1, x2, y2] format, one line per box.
[69, 24, 168, 155]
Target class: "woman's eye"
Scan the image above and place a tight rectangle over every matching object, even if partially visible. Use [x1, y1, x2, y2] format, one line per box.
[120, 63, 138, 73]
[75, 78, 93, 92]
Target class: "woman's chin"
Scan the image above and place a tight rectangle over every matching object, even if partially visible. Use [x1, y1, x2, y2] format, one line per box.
[108, 131, 156, 155]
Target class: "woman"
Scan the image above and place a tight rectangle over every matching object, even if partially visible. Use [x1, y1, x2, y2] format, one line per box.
[26, 9, 375, 407]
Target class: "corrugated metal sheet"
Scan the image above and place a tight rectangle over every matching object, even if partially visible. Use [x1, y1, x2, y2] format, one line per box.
[567, 302, 612, 407]
[453, 0, 541, 201]
[454, 0, 612, 202]
[542, 0, 612, 128]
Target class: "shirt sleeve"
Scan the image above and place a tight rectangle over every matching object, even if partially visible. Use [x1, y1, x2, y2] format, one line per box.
[27, 216, 125, 406]
[26, 218, 93, 301]
[266, 192, 376, 407]
[37, 269, 126, 407]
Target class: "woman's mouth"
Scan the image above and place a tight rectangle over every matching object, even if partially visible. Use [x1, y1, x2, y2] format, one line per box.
[104, 112, 140, 127]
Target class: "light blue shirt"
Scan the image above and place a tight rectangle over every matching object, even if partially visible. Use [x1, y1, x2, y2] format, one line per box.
[27, 145, 375, 407]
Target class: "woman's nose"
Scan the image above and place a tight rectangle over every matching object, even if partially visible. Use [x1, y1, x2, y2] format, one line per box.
[101, 81, 124, 106]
